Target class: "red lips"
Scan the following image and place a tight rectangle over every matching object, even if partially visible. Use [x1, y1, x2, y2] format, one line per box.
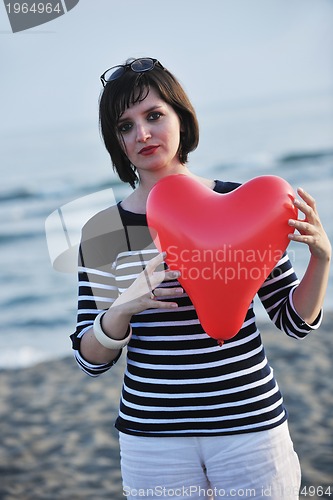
[138, 145, 159, 156]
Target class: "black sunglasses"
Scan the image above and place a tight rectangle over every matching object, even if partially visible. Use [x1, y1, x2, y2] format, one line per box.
[100, 58, 164, 87]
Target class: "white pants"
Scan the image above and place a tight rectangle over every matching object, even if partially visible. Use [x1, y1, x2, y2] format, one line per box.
[119, 421, 301, 499]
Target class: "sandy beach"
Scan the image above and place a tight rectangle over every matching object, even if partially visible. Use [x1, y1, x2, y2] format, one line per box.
[1, 313, 332, 500]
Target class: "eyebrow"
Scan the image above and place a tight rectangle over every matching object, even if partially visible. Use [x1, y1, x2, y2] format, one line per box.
[118, 104, 165, 125]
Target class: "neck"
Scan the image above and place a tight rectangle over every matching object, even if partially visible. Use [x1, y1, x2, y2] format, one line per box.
[137, 164, 190, 198]
[121, 165, 214, 215]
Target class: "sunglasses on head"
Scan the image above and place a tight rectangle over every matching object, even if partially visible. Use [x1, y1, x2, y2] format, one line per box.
[100, 58, 164, 87]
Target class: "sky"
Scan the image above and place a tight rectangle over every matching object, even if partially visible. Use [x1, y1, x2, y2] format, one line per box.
[1, 0, 332, 140]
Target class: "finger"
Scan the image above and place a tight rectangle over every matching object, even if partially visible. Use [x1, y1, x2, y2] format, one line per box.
[150, 268, 181, 287]
[293, 201, 315, 227]
[149, 299, 179, 309]
[295, 187, 317, 214]
[148, 269, 169, 290]
[288, 232, 315, 245]
[143, 253, 167, 292]
[152, 286, 184, 299]
[297, 187, 315, 205]
[145, 251, 167, 272]
[288, 218, 314, 235]
[164, 270, 181, 281]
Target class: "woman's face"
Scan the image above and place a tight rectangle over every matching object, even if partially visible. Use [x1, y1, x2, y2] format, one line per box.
[117, 88, 183, 178]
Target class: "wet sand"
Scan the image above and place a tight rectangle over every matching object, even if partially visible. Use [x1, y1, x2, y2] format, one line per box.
[1, 313, 332, 499]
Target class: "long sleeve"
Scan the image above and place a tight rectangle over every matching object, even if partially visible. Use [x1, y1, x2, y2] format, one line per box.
[70, 261, 122, 376]
[70, 205, 129, 376]
[258, 252, 322, 338]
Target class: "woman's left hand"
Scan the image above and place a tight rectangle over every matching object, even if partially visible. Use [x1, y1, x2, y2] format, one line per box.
[288, 187, 331, 260]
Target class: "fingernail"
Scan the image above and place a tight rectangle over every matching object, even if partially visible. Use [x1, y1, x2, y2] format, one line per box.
[288, 219, 296, 226]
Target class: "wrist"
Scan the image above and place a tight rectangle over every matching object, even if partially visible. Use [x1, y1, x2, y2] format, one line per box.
[102, 306, 132, 339]
[310, 251, 331, 266]
[93, 312, 132, 350]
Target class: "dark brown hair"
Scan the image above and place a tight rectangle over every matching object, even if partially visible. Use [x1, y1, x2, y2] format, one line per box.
[99, 60, 199, 188]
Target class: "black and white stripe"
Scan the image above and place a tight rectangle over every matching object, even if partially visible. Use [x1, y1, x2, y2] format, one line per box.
[70, 180, 321, 436]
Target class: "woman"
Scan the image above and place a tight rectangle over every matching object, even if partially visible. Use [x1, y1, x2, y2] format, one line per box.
[70, 58, 331, 499]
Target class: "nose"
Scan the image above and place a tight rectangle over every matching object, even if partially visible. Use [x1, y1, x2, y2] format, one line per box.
[136, 123, 151, 143]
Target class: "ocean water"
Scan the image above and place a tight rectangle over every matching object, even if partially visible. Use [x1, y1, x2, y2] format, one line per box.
[1, 94, 332, 368]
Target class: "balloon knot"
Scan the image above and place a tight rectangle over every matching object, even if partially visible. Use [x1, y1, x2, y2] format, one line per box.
[217, 340, 224, 347]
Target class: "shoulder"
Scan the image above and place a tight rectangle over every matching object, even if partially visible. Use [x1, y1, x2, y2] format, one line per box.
[81, 204, 124, 239]
[214, 180, 241, 193]
[80, 204, 127, 269]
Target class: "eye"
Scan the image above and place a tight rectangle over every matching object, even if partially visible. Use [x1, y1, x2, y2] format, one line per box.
[147, 111, 162, 121]
[118, 122, 132, 133]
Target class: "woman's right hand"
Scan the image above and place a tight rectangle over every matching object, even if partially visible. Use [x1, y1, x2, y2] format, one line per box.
[108, 251, 183, 318]
[81, 252, 183, 363]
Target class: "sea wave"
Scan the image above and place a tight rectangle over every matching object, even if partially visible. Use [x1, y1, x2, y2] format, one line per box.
[278, 148, 333, 163]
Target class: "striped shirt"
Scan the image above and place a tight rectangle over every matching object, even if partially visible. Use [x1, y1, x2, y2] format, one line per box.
[70, 180, 321, 437]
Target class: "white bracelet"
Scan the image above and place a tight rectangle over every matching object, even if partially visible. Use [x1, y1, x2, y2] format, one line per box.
[93, 312, 132, 350]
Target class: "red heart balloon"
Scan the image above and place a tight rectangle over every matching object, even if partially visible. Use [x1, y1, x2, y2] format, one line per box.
[146, 174, 298, 344]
